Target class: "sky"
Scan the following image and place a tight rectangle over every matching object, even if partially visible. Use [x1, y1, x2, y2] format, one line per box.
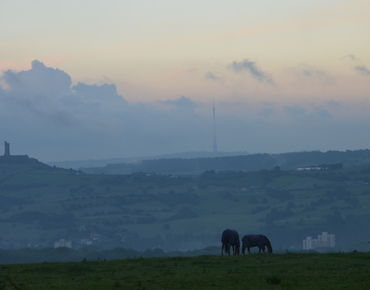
[0, 0, 370, 162]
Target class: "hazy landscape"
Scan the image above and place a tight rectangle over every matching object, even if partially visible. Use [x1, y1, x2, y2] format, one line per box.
[1, 1, 370, 288]
[1, 149, 370, 262]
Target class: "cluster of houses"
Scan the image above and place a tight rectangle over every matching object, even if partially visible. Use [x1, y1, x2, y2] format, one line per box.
[54, 238, 94, 249]
[54, 239, 73, 249]
[0, 240, 48, 249]
[296, 167, 328, 171]
[303, 232, 335, 250]
[54, 224, 126, 249]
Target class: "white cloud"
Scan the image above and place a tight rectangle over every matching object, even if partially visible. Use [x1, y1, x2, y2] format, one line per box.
[205, 72, 221, 81]
[3, 60, 71, 95]
[292, 63, 335, 85]
[227, 59, 275, 84]
[341, 54, 358, 61]
[354, 65, 370, 76]
[159, 96, 200, 113]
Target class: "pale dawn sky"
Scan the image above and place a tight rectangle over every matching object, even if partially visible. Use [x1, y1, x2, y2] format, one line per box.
[1, 0, 370, 162]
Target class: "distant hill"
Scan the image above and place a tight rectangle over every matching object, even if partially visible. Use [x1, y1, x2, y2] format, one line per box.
[47, 151, 249, 169]
[81, 149, 370, 175]
[0, 155, 51, 173]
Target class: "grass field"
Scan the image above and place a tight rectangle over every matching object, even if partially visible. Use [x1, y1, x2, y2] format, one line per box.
[1, 252, 370, 289]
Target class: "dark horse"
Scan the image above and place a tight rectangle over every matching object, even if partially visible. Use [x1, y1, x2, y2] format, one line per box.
[242, 235, 273, 254]
[221, 229, 240, 256]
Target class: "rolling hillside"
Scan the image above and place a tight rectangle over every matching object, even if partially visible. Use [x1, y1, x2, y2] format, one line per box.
[1, 153, 370, 252]
[81, 149, 370, 175]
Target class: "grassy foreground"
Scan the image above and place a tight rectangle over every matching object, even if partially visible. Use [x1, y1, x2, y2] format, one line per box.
[1, 252, 370, 289]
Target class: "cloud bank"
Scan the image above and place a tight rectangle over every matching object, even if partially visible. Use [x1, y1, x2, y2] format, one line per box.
[0, 61, 210, 161]
[1, 60, 370, 162]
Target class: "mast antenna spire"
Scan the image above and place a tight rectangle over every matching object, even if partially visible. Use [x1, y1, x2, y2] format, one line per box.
[213, 99, 218, 152]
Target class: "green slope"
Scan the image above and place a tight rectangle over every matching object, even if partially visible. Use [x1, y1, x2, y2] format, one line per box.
[1, 156, 370, 251]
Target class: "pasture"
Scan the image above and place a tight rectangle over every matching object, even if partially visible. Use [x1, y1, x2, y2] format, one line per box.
[1, 252, 370, 289]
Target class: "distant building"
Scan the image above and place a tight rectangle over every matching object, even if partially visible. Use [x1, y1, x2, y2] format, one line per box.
[90, 232, 100, 240]
[303, 232, 335, 250]
[4, 141, 10, 156]
[297, 167, 326, 171]
[54, 239, 72, 249]
[303, 236, 319, 250]
[236, 186, 259, 192]
[78, 239, 93, 246]
[318, 232, 335, 247]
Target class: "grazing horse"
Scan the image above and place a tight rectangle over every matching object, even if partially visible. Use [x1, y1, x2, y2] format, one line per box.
[221, 229, 240, 256]
[242, 235, 273, 254]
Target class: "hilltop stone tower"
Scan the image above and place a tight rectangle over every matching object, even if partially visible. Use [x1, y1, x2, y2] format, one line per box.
[4, 141, 10, 156]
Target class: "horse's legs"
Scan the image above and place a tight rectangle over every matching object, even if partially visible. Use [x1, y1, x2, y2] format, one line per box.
[248, 248, 251, 254]
[221, 242, 224, 256]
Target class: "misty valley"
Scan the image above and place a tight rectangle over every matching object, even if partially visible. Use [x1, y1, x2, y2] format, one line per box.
[1, 150, 370, 265]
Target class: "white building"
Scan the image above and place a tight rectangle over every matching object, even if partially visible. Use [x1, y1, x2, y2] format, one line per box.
[78, 239, 93, 246]
[54, 239, 72, 249]
[303, 236, 318, 250]
[318, 232, 335, 247]
[303, 232, 335, 250]
[297, 167, 326, 171]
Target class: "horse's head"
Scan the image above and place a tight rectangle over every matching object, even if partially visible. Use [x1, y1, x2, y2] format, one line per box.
[263, 235, 273, 254]
[235, 246, 240, 255]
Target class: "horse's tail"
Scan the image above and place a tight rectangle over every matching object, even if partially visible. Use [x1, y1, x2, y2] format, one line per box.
[263, 236, 273, 254]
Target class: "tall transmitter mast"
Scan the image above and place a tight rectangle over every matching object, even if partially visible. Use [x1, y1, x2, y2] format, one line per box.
[213, 100, 218, 152]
